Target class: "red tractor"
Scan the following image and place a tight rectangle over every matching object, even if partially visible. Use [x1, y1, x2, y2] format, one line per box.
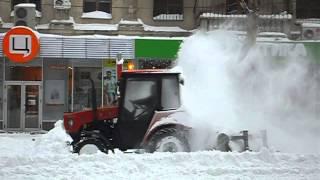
[64, 69, 251, 154]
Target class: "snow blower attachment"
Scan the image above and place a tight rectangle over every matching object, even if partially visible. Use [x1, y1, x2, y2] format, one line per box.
[230, 131, 249, 151]
[63, 70, 267, 154]
[215, 131, 250, 152]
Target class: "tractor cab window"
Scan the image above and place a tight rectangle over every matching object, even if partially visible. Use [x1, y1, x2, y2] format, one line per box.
[123, 79, 158, 121]
[161, 76, 180, 110]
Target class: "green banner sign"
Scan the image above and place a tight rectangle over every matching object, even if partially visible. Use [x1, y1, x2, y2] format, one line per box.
[135, 39, 182, 59]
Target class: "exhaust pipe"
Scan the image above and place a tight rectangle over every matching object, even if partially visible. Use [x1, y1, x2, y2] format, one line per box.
[89, 77, 97, 122]
[116, 53, 124, 80]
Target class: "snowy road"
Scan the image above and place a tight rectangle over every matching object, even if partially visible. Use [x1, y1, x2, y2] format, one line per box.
[0, 122, 319, 180]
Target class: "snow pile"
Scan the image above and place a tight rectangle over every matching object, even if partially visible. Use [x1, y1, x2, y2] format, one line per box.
[302, 23, 320, 28]
[119, 18, 143, 25]
[74, 23, 118, 31]
[144, 24, 188, 32]
[10, 10, 42, 17]
[177, 30, 320, 153]
[33, 120, 72, 155]
[0, 127, 320, 179]
[15, 3, 35, 8]
[82, 11, 112, 19]
[50, 16, 75, 24]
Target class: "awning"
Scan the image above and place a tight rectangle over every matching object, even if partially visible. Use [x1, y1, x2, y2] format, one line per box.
[0, 33, 135, 59]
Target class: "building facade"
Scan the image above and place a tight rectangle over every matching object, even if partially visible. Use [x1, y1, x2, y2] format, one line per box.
[0, 1, 318, 37]
[0, 0, 319, 131]
[0, 0, 195, 36]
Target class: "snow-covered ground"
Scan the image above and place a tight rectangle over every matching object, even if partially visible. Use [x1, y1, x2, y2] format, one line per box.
[0, 121, 319, 180]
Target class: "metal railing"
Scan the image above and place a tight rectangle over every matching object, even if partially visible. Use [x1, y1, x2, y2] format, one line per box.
[194, 0, 293, 34]
[153, 14, 184, 21]
[199, 12, 292, 34]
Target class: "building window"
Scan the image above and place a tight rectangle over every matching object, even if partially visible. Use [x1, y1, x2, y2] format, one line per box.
[83, 0, 112, 13]
[123, 79, 158, 121]
[226, 0, 247, 14]
[11, 0, 41, 11]
[161, 76, 180, 110]
[297, 0, 320, 19]
[153, 0, 183, 20]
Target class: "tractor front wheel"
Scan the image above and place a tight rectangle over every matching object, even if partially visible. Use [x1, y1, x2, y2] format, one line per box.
[73, 138, 110, 155]
[148, 127, 190, 153]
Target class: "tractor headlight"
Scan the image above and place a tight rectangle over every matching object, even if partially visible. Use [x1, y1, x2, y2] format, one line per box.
[67, 118, 74, 127]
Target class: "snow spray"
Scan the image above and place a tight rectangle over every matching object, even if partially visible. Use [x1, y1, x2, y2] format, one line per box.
[176, 30, 320, 153]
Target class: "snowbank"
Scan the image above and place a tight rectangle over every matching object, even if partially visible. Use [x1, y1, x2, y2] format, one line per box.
[82, 11, 112, 19]
[0, 121, 319, 179]
[33, 120, 72, 155]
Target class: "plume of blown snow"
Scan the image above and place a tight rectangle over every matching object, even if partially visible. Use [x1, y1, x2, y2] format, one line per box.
[176, 30, 320, 153]
[178, 30, 241, 127]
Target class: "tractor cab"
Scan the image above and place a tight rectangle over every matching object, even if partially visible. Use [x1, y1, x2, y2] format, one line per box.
[116, 71, 181, 149]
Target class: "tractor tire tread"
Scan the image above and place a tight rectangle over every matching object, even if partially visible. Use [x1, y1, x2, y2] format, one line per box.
[73, 137, 109, 154]
[147, 127, 190, 153]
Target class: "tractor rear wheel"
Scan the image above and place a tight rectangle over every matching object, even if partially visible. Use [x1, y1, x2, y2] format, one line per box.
[148, 127, 190, 153]
[73, 137, 110, 155]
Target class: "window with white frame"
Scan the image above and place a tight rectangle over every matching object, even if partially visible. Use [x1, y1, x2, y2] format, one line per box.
[153, 0, 183, 20]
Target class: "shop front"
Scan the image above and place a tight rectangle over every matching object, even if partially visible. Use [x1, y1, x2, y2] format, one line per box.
[0, 28, 184, 131]
[0, 27, 135, 131]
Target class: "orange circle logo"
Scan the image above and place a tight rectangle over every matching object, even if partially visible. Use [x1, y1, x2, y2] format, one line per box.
[3, 26, 40, 63]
